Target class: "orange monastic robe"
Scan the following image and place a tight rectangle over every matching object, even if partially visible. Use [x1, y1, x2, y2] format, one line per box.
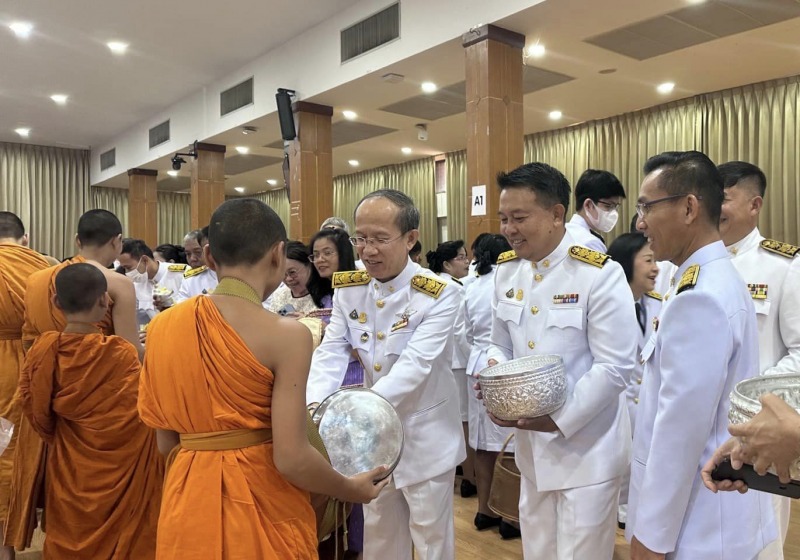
[19, 332, 163, 559]
[138, 297, 318, 559]
[0, 243, 49, 527]
[5, 255, 115, 548]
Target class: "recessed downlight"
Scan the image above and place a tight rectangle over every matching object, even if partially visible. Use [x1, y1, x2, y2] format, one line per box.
[421, 82, 437, 94]
[348, 160, 359, 167]
[234, 186, 246, 193]
[342, 110, 358, 120]
[235, 146, 250, 154]
[657, 82, 675, 94]
[548, 110, 562, 121]
[527, 43, 546, 58]
[50, 94, 68, 105]
[9, 22, 33, 39]
[401, 147, 412, 155]
[14, 127, 30, 137]
[266, 179, 278, 186]
[167, 170, 179, 177]
[107, 41, 129, 55]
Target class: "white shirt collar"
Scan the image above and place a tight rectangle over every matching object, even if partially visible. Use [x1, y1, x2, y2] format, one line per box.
[726, 227, 761, 257]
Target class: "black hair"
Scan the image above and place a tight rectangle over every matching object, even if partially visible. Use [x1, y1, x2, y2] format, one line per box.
[208, 199, 286, 267]
[606, 233, 650, 284]
[307, 229, 357, 307]
[426, 240, 465, 274]
[355, 189, 419, 233]
[0, 211, 25, 239]
[629, 214, 640, 233]
[575, 169, 626, 210]
[55, 263, 107, 313]
[409, 241, 422, 258]
[470, 232, 492, 255]
[77, 209, 122, 247]
[121, 238, 154, 259]
[154, 243, 187, 264]
[475, 234, 512, 276]
[643, 151, 724, 226]
[200, 226, 210, 245]
[496, 162, 571, 213]
[717, 161, 767, 197]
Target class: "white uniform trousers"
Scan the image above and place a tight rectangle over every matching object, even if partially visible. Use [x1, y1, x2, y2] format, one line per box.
[363, 468, 456, 560]
[520, 473, 621, 560]
[758, 496, 790, 560]
[454, 368, 469, 422]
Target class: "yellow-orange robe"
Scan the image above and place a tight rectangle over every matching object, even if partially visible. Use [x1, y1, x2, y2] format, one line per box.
[0, 243, 49, 528]
[5, 256, 115, 548]
[138, 297, 318, 559]
[19, 332, 163, 559]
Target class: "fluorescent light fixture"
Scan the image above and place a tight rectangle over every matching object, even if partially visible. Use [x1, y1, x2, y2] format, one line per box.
[657, 82, 675, 94]
[401, 147, 412, 155]
[342, 110, 358, 120]
[50, 94, 68, 105]
[266, 179, 278, 186]
[107, 41, 129, 55]
[421, 82, 437, 93]
[14, 127, 30, 137]
[548, 110, 562, 120]
[167, 170, 179, 177]
[348, 159, 359, 167]
[527, 43, 546, 58]
[235, 146, 250, 154]
[9, 22, 33, 38]
[234, 186, 246, 193]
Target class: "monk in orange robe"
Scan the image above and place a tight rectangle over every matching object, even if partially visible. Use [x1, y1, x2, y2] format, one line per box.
[19, 263, 162, 559]
[0, 213, 50, 560]
[5, 209, 143, 552]
[138, 198, 387, 560]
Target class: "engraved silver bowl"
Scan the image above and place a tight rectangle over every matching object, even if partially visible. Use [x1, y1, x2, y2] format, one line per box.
[478, 355, 567, 421]
[312, 388, 403, 479]
[729, 373, 800, 479]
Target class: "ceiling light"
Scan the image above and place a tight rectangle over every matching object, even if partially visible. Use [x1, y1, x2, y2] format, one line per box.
[527, 43, 546, 58]
[421, 82, 438, 94]
[9, 22, 33, 39]
[348, 160, 359, 167]
[657, 82, 675, 94]
[14, 128, 30, 137]
[234, 186, 246, 193]
[107, 41, 129, 55]
[241, 126, 257, 135]
[50, 94, 68, 105]
[235, 146, 250, 154]
[548, 110, 562, 121]
[401, 147, 412, 155]
[342, 110, 358, 120]
[167, 170, 179, 177]
[266, 179, 278, 186]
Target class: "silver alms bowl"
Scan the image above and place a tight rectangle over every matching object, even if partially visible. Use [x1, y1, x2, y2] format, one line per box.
[478, 355, 567, 421]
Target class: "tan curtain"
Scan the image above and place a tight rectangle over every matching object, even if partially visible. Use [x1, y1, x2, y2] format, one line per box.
[0, 142, 89, 260]
[248, 190, 291, 233]
[446, 150, 467, 245]
[383, 157, 437, 255]
[333, 168, 386, 232]
[157, 191, 191, 245]
[524, 124, 592, 190]
[89, 186, 129, 239]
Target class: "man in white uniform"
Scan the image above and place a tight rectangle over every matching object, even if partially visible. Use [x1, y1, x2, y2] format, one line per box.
[307, 190, 465, 560]
[718, 160, 800, 559]
[173, 227, 219, 303]
[488, 162, 638, 559]
[565, 169, 625, 253]
[627, 151, 776, 559]
[118, 239, 187, 314]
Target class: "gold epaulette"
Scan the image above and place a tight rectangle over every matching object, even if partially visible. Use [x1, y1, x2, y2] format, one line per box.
[332, 270, 371, 288]
[184, 265, 208, 279]
[496, 250, 518, 265]
[411, 274, 446, 299]
[168, 264, 189, 273]
[760, 239, 800, 259]
[568, 246, 609, 268]
[644, 291, 662, 301]
[676, 264, 700, 294]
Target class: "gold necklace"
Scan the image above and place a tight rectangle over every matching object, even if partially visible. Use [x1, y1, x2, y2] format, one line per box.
[213, 277, 263, 306]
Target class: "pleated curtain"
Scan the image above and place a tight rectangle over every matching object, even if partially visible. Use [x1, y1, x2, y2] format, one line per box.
[89, 186, 129, 239]
[157, 192, 191, 245]
[248, 190, 291, 233]
[445, 150, 468, 245]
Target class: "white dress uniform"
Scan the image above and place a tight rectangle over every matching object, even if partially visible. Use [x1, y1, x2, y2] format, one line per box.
[439, 272, 471, 422]
[727, 228, 800, 560]
[154, 261, 188, 297]
[173, 265, 218, 303]
[465, 266, 514, 452]
[565, 213, 607, 253]
[307, 259, 466, 560]
[488, 232, 638, 560]
[626, 240, 776, 559]
[654, 261, 677, 297]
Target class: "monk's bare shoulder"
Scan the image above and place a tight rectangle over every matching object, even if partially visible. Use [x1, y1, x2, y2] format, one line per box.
[101, 266, 135, 297]
[254, 312, 312, 372]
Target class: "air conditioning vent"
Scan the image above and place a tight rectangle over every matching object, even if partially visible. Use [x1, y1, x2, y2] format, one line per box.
[220, 77, 254, 117]
[100, 148, 116, 171]
[341, 2, 400, 63]
[149, 120, 170, 149]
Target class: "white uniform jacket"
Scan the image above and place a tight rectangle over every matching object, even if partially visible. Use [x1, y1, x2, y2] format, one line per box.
[488, 232, 638, 491]
[627, 240, 776, 558]
[565, 213, 606, 253]
[154, 262, 187, 296]
[174, 266, 218, 303]
[727, 228, 800, 375]
[626, 292, 663, 431]
[307, 259, 466, 489]
[439, 272, 470, 370]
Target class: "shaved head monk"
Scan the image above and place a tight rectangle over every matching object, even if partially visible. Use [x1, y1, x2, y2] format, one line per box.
[138, 198, 387, 559]
[4, 209, 142, 552]
[0, 212, 50, 560]
[18, 264, 163, 559]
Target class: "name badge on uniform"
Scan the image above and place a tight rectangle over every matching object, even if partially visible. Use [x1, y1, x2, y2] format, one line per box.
[552, 293, 579, 304]
[747, 283, 768, 300]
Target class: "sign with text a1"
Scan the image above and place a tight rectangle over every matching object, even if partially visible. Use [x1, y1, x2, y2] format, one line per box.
[471, 185, 487, 216]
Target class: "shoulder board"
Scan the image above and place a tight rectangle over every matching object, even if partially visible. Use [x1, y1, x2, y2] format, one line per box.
[496, 250, 518, 265]
[332, 270, 371, 288]
[760, 239, 799, 259]
[168, 264, 189, 273]
[184, 265, 208, 279]
[452, 277, 463, 286]
[411, 274, 446, 299]
[644, 291, 662, 301]
[568, 246, 609, 268]
[676, 264, 700, 294]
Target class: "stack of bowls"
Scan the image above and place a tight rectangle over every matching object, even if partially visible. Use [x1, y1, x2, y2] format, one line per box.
[478, 355, 566, 421]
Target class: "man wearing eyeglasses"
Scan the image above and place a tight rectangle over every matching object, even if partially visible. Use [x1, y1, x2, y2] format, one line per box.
[566, 169, 626, 253]
[307, 189, 465, 560]
[173, 227, 218, 304]
[626, 151, 776, 559]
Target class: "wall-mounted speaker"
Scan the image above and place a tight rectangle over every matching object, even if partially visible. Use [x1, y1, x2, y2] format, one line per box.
[276, 89, 297, 141]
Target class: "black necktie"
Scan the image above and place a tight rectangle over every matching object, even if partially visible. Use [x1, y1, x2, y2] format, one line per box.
[635, 302, 646, 335]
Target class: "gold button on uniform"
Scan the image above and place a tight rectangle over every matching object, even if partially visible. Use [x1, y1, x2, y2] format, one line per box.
[543, 259, 550, 268]
[374, 363, 382, 372]
[389, 286, 395, 293]
[376, 300, 385, 308]
[528, 341, 535, 349]
[636, 378, 642, 385]
[530, 306, 539, 315]
[534, 273, 543, 282]
[634, 397, 639, 404]
[377, 331, 385, 340]
[639, 358, 645, 365]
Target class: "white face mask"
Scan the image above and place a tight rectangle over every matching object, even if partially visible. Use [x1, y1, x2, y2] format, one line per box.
[586, 201, 619, 233]
[125, 258, 148, 283]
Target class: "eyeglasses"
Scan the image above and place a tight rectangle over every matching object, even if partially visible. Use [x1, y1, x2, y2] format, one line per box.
[451, 254, 469, 262]
[635, 194, 702, 219]
[284, 268, 304, 279]
[596, 200, 621, 211]
[349, 233, 405, 248]
[309, 249, 337, 262]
